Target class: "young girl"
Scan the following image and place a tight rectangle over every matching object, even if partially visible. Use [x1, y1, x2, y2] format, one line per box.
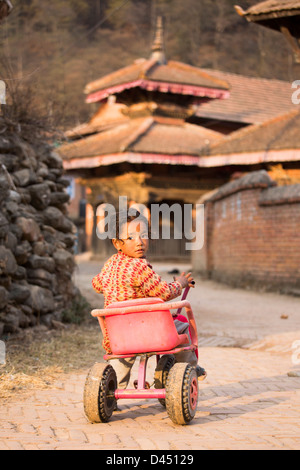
[92, 210, 206, 389]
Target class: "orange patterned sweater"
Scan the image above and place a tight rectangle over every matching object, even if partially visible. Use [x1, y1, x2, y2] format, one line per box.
[92, 252, 182, 353]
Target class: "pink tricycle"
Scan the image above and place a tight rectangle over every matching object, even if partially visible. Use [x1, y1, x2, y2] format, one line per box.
[83, 288, 200, 425]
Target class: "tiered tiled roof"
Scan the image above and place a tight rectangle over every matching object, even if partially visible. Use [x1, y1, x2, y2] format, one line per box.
[195, 108, 300, 168]
[195, 69, 295, 124]
[84, 59, 230, 104]
[60, 116, 223, 170]
[61, 17, 228, 172]
[61, 87, 300, 170]
[204, 108, 300, 155]
[60, 16, 300, 173]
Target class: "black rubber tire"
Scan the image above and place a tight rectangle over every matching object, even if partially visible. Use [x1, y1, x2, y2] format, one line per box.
[83, 363, 117, 423]
[165, 363, 198, 425]
[154, 354, 176, 407]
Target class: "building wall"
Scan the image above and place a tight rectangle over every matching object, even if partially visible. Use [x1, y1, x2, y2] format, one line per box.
[192, 171, 300, 294]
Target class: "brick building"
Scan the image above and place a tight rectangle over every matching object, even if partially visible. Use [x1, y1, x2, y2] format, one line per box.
[193, 109, 300, 292]
[193, 170, 300, 294]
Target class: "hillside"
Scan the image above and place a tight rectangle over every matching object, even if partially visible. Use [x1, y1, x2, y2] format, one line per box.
[0, 0, 298, 131]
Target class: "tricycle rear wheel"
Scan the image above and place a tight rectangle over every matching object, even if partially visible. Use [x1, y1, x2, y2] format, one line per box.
[83, 363, 117, 423]
[165, 363, 198, 425]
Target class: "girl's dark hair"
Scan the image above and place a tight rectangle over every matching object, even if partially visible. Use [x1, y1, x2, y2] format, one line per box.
[109, 210, 150, 241]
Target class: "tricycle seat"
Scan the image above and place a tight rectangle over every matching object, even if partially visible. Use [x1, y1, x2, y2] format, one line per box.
[101, 297, 190, 355]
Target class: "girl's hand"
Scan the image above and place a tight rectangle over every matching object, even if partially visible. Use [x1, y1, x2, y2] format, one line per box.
[174, 272, 195, 289]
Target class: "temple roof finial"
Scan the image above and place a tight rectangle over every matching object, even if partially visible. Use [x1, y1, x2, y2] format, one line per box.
[151, 16, 167, 64]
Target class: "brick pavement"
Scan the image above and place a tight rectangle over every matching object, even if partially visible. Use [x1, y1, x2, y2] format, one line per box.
[1, 346, 300, 450]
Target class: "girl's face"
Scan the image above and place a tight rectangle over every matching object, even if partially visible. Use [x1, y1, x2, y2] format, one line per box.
[113, 220, 149, 258]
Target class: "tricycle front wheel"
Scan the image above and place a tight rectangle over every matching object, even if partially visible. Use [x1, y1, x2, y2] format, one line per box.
[83, 363, 117, 423]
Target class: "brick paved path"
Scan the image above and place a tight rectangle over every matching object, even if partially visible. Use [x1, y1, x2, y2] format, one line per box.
[1, 346, 300, 450]
[1, 260, 300, 450]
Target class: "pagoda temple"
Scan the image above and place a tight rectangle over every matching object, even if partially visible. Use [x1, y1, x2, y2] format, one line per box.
[59, 17, 232, 260]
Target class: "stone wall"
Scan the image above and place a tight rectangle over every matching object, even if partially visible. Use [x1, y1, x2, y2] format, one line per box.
[192, 170, 300, 294]
[0, 134, 78, 336]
